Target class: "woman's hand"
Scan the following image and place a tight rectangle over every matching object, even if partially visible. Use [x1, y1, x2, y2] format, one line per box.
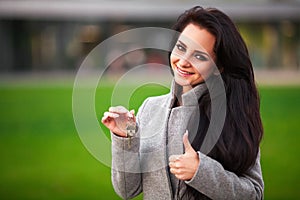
[169, 131, 200, 181]
[101, 106, 135, 137]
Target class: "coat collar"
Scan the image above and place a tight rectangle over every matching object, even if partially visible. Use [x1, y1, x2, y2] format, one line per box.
[170, 80, 208, 107]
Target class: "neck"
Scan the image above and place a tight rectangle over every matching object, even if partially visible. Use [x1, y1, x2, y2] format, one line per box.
[182, 85, 193, 94]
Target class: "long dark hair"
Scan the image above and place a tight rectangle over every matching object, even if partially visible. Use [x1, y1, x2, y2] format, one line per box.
[170, 6, 263, 199]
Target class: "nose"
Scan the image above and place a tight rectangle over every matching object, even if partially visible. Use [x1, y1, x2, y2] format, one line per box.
[178, 57, 191, 68]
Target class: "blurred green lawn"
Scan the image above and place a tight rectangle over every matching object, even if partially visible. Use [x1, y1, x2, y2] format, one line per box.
[0, 82, 299, 199]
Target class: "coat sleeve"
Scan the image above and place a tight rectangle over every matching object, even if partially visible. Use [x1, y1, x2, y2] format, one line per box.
[185, 151, 264, 200]
[111, 98, 149, 199]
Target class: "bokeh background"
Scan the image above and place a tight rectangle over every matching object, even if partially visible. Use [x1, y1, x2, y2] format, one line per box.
[0, 0, 300, 199]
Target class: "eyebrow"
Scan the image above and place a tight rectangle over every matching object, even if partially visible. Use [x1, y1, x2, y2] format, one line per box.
[178, 40, 210, 57]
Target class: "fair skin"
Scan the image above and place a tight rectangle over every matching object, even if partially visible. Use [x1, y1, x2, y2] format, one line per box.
[170, 23, 216, 94]
[101, 23, 216, 181]
[102, 106, 135, 137]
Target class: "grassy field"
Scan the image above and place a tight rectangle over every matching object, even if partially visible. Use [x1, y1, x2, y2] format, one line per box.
[0, 81, 299, 199]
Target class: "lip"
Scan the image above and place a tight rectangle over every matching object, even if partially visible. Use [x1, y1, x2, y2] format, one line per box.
[175, 65, 194, 77]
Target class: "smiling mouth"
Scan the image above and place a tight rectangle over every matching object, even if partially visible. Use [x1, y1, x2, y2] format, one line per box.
[176, 65, 194, 76]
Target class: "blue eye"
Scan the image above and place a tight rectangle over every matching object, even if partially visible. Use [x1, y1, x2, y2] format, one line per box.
[176, 44, 185, 52]
[195, 54, 208, 61]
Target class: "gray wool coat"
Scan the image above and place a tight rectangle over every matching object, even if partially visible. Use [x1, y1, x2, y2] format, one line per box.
[111, 82, 264, 200]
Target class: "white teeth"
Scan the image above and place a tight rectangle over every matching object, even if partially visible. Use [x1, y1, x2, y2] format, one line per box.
[177, 66, 193, 75]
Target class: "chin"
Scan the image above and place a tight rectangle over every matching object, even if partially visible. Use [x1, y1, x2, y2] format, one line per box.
[174, 77, 192, 87]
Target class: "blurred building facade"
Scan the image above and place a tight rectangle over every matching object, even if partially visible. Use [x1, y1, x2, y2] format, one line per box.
[0, 0, 299, 72]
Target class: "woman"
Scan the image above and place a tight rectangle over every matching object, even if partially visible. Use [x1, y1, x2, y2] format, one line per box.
[102, 6, 264, 200]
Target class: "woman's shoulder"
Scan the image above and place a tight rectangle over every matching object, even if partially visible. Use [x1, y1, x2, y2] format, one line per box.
[136, 92, 172, 121]
[136, 93, 172, 115]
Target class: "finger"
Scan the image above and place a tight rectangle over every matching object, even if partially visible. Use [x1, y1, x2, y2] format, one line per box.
[183, 130, 193, 153]
[109, 106, 128, 114]
[169, 161, 181, 169]
[128, 109, 135, 118]
[101, 116, 107, 123]
[170, 167, 181, 174]
[175, 174, 185, 180]
[169, 161, 176, 168]
[104, 112, 119, 118]
[101, 114, 113, 124]
[170, 167, 176, 174]
[169, 154, 181, 162]
[101, 115, 109, 123]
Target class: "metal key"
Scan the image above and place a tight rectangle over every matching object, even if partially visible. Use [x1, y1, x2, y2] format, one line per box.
[126, 117, 136, 148]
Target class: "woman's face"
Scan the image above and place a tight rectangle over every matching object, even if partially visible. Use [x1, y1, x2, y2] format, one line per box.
[170, 23, 216, 91]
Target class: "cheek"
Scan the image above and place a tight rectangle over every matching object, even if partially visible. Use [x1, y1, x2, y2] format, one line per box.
[195, 63, 215, 78]
[170, 54, 177, 69]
